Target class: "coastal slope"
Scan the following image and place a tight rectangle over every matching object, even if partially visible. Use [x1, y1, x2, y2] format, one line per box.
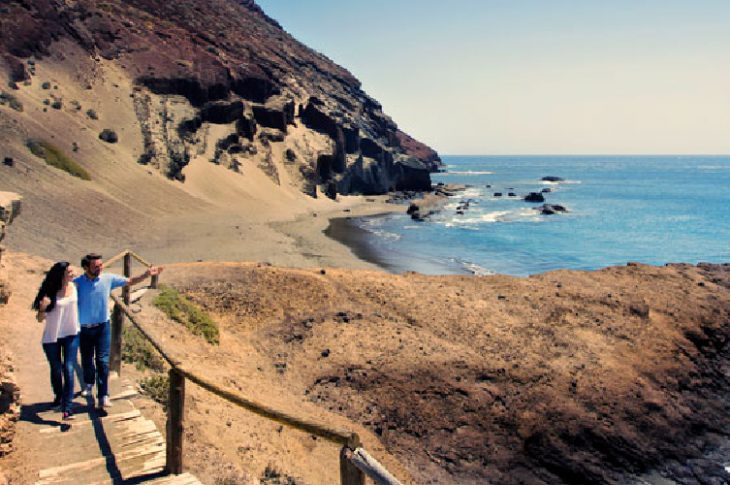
[153, 261, 730, 484]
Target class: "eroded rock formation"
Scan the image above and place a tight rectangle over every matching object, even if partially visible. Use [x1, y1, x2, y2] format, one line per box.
[0, 192, 21, 463]
[0, 0, 442, 197]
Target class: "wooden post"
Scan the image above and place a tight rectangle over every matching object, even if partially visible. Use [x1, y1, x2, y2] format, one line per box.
[109, 303, 123, 375]
[340, 446, 365, 485]
[166, 368, 185, 475]
[151, 273, 159, 289]
[122, 252, 131, 305]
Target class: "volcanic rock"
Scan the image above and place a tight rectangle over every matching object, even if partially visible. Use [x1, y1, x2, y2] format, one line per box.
[524, 192, 545, 203]
[0, 0, 441, 195]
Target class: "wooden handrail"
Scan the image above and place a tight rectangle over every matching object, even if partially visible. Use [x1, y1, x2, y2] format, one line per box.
[177, 365, 357, 446]
[347, 448, 403, 485]
[109, 256, 402, 484]
[104, 250, 129, 268]
[110, 295, 181, 367]
[111, 294, 357, 445]
[128, 250, 152, 267]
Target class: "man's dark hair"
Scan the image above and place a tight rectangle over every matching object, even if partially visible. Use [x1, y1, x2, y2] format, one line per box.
[81, 253, 102, 269]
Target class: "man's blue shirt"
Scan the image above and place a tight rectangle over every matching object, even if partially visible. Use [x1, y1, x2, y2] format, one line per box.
[73, 273, 128, 326]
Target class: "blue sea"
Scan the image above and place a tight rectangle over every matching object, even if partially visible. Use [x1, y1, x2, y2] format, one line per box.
[350, 155, 730, 276]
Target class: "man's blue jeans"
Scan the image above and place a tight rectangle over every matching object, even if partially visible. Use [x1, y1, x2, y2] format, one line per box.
[79, 321, 111, 400]
[42, 334, 80, 413]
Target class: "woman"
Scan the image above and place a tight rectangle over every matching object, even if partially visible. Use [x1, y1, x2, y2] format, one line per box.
[32, 261, 80, 421]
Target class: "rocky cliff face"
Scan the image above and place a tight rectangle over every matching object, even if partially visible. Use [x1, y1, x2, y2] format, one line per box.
[0, 192, 21, 469]
[0, 0, 441, 198]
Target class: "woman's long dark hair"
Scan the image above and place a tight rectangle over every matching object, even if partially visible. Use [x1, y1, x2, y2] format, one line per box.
[32, 261, 70, 313]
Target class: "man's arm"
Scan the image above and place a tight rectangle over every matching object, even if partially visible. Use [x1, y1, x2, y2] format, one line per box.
[125, 266, 163, 287]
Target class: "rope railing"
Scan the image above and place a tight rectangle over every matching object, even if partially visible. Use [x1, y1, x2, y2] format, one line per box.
[108, 251, 402, 485]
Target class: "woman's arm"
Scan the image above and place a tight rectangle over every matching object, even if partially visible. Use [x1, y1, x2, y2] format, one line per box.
[36, 296, 51, 322]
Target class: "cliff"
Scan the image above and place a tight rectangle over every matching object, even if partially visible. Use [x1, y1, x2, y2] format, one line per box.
[0, 0, 441, 197]
[0, 192, 21, 481]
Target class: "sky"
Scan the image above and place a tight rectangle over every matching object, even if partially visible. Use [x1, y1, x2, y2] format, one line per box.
[256, 1, 730, 155]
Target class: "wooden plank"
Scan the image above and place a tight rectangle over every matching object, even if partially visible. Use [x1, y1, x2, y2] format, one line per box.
[166, 369, 185, 475]
[38, 410, 142, 433]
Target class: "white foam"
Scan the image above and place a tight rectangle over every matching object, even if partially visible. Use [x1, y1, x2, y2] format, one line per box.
[460, 261, 495, 276]
[541, 179, 582, 185]
[445, 208, 543, 226]
[698, 165, 730, 170]
[439, 170, 494, 176]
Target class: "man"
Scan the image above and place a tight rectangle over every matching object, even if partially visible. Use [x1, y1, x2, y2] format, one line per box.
[74, 253, 162, 409]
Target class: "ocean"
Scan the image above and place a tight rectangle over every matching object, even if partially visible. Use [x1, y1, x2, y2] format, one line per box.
[342, 155, 730, 276]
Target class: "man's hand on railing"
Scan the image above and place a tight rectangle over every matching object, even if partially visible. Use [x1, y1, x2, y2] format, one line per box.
[127, 265, 163, 287]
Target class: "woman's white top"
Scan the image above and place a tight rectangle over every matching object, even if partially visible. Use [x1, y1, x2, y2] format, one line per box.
[41, 285, 80, 344]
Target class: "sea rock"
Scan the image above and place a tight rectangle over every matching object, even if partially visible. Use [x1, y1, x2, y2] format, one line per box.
[536, 204, 568, 215]
[541, 188, 551, 193]
[524, 192, 545, 203]
[542, 176, 565, 182]
[494, 192, 503, 197]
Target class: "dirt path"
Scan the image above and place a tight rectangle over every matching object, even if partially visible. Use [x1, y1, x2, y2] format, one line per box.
[0, 252, 55, 482]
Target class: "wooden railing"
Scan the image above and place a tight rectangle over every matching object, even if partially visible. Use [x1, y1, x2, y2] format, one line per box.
[107, 250, 402, 485]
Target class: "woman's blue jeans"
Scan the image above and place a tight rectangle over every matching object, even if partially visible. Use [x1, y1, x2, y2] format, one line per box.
[42, 334, 80, 413]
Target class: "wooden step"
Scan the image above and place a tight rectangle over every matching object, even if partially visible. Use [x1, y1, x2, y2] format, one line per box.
[33, 375, 201, 485]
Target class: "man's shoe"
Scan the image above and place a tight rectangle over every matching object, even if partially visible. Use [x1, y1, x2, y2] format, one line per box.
[98, 395, 113, 409]
[80, 384, 92, 397]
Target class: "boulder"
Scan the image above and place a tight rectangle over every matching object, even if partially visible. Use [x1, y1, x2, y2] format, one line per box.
[536, 204, 568, 215]
[98, 129, 118, 143]
[524, 192, 545, 203]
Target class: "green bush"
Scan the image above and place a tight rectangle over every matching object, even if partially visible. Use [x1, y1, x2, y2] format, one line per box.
[26, 139, 90, 180]
[122, 325, 165, 372]
[153, 285, 219, 344]
[139, 374, 169, 406]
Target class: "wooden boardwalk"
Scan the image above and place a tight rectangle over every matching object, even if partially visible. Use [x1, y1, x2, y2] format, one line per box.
[29, 374, 201, 485]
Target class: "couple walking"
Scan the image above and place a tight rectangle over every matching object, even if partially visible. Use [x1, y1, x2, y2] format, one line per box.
[31, 253, 162, 420]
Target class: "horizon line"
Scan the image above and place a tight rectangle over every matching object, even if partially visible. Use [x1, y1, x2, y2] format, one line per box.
[438, 153, 730, 157]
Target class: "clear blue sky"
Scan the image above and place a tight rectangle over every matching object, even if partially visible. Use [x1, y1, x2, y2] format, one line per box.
[257, 1, 730, 155]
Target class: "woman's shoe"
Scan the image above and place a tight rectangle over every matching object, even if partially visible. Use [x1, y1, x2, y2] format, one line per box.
[62, 411, 75, 421]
